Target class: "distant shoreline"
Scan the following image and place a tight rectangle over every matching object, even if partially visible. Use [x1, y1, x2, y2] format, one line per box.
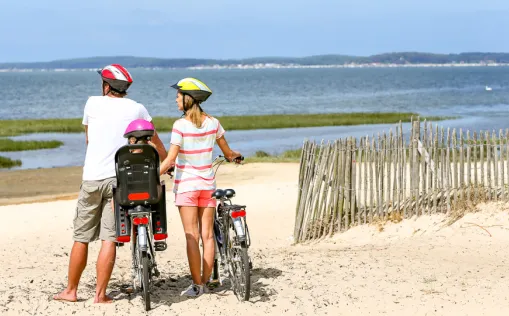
[3, 52, 509, 71]
[188, 62, 509, 70]
[1, 62, 508, 72]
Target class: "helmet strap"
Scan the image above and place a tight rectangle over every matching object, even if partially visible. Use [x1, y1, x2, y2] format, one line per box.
[102, 81, 109, 96]
[182, 93, 203, 115]
[182, 93, 188, 115]
[102, 80, 126, 97]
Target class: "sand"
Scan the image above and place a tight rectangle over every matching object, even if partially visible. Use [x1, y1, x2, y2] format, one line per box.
[1, 162, 509, 315]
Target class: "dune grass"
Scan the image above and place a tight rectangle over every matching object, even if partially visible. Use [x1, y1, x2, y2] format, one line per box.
[0, 118, 83, 137]
[0, 112, 454, 136]
[0, 156, 22, 168]
[0, 139, 63, 152]
[212, 113, 452, 131]
[245, 149, 303, 163]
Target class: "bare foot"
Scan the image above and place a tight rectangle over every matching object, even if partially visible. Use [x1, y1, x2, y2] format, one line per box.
[53, 289, 77, 302]
[94, 294, 113, 304]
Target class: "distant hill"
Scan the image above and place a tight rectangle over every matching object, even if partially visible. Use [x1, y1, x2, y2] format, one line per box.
[1, 52, 508, 69]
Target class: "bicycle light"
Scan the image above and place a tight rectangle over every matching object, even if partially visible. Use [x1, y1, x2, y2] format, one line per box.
[133, 217, 149, 225]
[231, 210, 246, 218]
[128, 192, 150, 201]
[117, 236, 130, 243]
[154, 233, 168, 241]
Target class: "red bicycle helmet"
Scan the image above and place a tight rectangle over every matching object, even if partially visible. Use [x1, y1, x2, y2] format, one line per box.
[97, 64, 133, 93]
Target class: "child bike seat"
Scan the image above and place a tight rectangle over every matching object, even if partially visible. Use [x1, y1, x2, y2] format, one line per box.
[114, 144, 162, 207]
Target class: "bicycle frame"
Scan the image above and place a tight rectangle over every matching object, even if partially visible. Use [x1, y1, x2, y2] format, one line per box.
[215, 199, 250, 247]
[211, 193, 252, 301]
[211, 155, 251, 289]
[113, 143, 168, 311]
[127, 205, 158, 290]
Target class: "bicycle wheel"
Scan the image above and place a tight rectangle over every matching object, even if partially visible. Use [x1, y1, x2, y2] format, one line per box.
[228, 221, 251, 301]
[132, 233, 140, 291]
[236, 247, 251, 301]
[141, 251, 151, 311]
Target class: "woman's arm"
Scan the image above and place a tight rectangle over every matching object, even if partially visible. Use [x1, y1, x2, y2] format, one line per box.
[159, 144, 179, 175]
[216, 135, 241, 161]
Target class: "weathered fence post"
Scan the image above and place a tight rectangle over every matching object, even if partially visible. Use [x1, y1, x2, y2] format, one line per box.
[411, 119, 420, 216]
[294, 119, 509, 243]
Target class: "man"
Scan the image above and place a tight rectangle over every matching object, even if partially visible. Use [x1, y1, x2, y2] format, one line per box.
[54, 64, 167, 303]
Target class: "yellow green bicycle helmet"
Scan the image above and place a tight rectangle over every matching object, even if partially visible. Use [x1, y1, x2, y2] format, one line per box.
[170, 77, 212, 102]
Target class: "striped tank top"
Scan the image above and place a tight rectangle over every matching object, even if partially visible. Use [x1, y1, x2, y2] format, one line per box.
[170, 116, 225, 194]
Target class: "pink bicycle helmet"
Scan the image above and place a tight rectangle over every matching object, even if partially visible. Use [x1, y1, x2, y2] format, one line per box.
[124, 119, 155, 139]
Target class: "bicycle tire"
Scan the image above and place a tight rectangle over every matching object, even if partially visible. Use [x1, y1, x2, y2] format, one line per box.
[228, 220, 251, 301]
[141, 251, 151, 311]
[238, 246, 251, 301]
[222, 218, 234, 284]
[132, 235, 138, 291]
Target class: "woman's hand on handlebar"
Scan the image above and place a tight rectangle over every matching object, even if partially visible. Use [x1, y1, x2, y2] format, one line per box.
[160, 159, 176, 177]
[227, 150, 244, 164]
[166, 166, 175, 178]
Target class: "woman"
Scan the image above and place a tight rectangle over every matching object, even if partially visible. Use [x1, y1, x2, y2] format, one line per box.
[159, 77, 241, 297]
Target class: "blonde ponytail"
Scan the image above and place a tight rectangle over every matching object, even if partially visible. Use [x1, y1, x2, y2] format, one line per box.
[184, 94, 209, 128]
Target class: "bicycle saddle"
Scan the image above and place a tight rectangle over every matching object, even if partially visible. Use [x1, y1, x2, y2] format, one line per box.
[224, 189, 236, 198]
[212, 189, 225, 199]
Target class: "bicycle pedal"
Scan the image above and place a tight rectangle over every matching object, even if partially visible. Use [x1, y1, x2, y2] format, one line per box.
[153, 268, 161, 277]
[154, 241, 167, 251]
[120, 284, 134, 294]
[207, 279, 221, 290]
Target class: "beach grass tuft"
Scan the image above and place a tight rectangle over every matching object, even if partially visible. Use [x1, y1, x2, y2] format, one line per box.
[0, 156, 22, 168]
[0, 139, 63, 152]
[246, 148, 303, 163]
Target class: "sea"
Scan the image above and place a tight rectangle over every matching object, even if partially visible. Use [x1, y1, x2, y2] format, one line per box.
[1, 66, 509, 170]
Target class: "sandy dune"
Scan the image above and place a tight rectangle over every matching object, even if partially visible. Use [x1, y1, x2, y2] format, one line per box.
[1, 163, 509, 315]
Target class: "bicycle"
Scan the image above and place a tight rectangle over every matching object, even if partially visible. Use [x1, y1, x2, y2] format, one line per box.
[209, 155, 252, 301]
[112, 144, 168, 311]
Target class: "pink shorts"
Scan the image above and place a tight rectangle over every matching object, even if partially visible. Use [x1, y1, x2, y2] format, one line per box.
[175, 190, 217, 208]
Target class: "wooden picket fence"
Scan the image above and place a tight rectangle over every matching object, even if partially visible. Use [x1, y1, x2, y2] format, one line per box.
[294, 117, 509, 243]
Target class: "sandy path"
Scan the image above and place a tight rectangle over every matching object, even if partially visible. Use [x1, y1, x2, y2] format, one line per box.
[1, 163, 509, 315]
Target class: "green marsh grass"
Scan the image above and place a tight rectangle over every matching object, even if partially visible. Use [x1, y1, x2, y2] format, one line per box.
[0, 156, 22, 168]
[245, 149, 303, 163]
[0, 113, 454, 136]
[0, 139, 63, 152]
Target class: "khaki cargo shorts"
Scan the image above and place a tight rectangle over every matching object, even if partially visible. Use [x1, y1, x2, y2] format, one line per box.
[73, 177, 116, 243]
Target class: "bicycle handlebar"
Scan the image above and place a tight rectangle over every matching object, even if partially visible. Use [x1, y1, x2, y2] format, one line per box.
[165, 154, 244, 178]
[217, 155, 244, 164]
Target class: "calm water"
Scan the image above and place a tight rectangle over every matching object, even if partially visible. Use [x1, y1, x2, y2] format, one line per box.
[1, 67, 509, 170]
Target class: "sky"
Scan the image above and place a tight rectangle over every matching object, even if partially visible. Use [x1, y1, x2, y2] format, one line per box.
[0, 0, 508, 62]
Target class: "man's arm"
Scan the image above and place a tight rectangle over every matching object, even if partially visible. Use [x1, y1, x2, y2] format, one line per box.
[150, 131, 167, 161]
[82, 98, 90, 145]
[138, 104, 166, 161]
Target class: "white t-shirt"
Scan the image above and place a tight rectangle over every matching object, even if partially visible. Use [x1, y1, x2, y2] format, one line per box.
[82, 96, 152, 181]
